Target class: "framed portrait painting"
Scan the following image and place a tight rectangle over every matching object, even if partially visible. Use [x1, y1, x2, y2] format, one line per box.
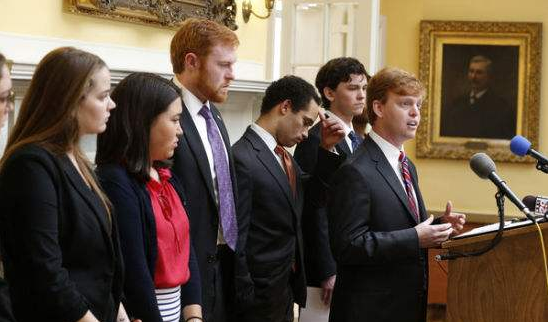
[417, 20, 542, 162]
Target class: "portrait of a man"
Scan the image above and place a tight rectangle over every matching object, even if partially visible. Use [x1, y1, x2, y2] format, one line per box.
[439, 45, 519, 140]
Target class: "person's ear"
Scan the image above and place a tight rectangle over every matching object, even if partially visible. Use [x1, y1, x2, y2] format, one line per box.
[372, 100, 383, 119]
[323, 87, 336, 103]
[184, 53, 200, 71]
[279, 99, 292, 115]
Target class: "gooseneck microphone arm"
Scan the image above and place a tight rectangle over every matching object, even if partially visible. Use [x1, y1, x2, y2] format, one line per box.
[487, 172, 536, 222]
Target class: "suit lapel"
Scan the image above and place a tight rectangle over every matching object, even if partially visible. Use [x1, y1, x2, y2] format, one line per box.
[59, 156, 113, 249]
[409, 163, 427, 222]
[245, 128, 297, 211]
[336, 139, 352, 156]
[181, 105, 216, 203]
[210, 104, 232, 154]
[365, 137, 419, 224]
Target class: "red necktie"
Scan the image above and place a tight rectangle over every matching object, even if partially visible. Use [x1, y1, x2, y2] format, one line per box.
[274, 145, 296, 196]
[399, 151, 419, 221]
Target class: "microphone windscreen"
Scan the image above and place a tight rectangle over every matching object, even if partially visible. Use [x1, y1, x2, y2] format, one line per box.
[510, 135, 531, 156]
[522, 195, 536, 210]
[470, 153, 496, 179]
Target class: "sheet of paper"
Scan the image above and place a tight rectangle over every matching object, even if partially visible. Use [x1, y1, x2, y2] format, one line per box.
[299, 287, 330, 322]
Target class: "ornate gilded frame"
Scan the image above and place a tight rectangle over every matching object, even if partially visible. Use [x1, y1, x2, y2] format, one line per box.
[66, 0, 238, 30]
[417, 21, 542, 162]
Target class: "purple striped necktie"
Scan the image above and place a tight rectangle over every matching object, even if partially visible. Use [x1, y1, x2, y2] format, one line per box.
[399, 151, 419, 221]
[199, 105, 238, 250]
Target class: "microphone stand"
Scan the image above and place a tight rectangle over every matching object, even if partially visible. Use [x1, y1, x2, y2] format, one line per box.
[436, 188, 505, 261]
[535, 159, 548, 174]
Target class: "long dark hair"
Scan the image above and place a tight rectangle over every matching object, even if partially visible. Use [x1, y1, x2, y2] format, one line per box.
[95, 72, 181, 181]
[0, 47, 112, 215]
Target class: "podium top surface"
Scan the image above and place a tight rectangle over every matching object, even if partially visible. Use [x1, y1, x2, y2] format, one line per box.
[442, 220, 548, 248]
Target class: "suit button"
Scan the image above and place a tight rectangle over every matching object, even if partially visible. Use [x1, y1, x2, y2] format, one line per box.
[207, 254, 217, 263]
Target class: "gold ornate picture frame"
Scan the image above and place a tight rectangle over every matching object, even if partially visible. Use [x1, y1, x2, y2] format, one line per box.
[66, 0, 238, 30]
[417, 20, 542, 162]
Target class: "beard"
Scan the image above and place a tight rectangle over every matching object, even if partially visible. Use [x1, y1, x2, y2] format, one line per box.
[197, 67, 230, 103]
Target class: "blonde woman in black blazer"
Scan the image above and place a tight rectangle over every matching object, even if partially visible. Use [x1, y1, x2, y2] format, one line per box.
[0, 47, 137, 322]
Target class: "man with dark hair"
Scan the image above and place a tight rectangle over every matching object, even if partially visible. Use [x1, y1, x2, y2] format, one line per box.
[328, 67, 465, 322]
[170, 18, 239, 322]
[294, 57, 369, 311]
[232, 75, 345, 322]
[441, 55, 515, 139]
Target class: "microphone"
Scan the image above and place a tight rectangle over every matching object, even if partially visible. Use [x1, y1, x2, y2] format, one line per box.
[470, 153, 535, 221]
[522, 195, 548, 218]
[510, 136, 548, 172]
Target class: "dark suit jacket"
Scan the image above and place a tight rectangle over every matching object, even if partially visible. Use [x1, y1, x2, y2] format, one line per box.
[328, 136, 428, 322]
[172, 102, 238, 318]
[232, 127, 343, 315]
[96, 164, 201, 322]
[294, 122, 352, 286]
[441, 89, 516, 139]
[0, 145, 124, 322]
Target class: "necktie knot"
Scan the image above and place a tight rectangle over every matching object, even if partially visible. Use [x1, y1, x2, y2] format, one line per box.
[199, 105, 212, 120]
[348, 131, 362, 151]
[399, 151, 406, 163]
[274, 145, 296, 196]
[274, 145, 286, 157]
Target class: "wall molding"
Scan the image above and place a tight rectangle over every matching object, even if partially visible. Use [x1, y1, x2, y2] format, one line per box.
[1, 31, 270, 92]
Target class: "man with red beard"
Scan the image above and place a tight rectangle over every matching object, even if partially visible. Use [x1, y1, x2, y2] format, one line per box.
[170, 18, 239, 322]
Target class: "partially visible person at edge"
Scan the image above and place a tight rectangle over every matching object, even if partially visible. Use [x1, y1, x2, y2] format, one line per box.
[294, 57, 369, 310]
[95, 72, 203, 322]
[170, 18, 239, 322]
[0, 47, 137, 322]
[0, 52, 16, 322]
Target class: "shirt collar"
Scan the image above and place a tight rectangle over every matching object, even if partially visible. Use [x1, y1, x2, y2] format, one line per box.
[325, 110, 353, 136]
[471, 89, 488, 99]
[173, 76, 210, 116]
[250, 123, 278, 152]
[369, 129, 403, 163]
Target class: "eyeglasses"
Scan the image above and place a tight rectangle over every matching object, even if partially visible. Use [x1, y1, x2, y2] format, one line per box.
[0, 90, 15, 106]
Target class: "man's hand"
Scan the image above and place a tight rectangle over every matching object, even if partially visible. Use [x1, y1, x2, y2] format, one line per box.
[320, 274, 336, 306]
[318, 112, 345, 151]
[439, 201, 466, 236]
[415, 215, 453, 248]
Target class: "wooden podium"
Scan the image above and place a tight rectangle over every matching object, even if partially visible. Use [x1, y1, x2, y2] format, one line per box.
[442, 221, 548, 322]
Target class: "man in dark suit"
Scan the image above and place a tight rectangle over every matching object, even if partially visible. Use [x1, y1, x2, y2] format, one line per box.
[328, 67, 466, 322]
[441, 55, 516, 139]
[294, 57, 369, 310]
[169, 18, 240, 322]
[232, 75, 345, 322]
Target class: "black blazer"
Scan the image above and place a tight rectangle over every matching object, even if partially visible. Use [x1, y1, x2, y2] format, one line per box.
[294, 122, 352, 286]
[232, 127, 343, 311]
[171, 102, 238, 315]
[96, 164, 202, 322]
[0, 145, 124, 322]
[327, 136, 428, 322]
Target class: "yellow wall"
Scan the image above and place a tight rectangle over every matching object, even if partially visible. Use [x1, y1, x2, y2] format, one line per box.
[381, 0, 548, 219]
[0, 0, 267, 65]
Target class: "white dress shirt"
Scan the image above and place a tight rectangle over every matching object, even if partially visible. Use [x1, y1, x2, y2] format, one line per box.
[250, 123, 285, 172]
[369, 130, 418, 207]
